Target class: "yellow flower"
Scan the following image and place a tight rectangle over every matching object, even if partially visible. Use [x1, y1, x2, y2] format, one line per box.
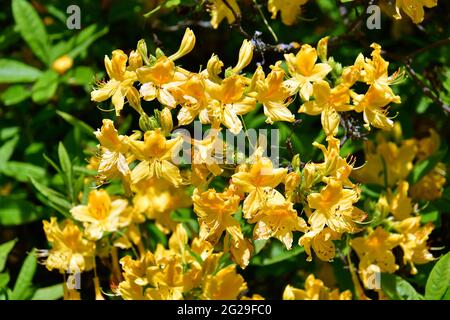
[52, 55, 73, 75]
[299, 227, 341, 262]
[202, 265, 247, 300]
[250, 189, 307, 249]
[91, 49, 140, 115]
[393, 217, 434, 274]
[387, 181, 413, 220]
[94, 119, 133, 185]
[410, 163, 446, 200]
[205, 75, 257, 134]
[268, 0, 309, 26]
[353, 43, 402, 130]
[173, 74, 210, 125]
[312, 135, 354, 187]
[168, 28, 196, 61]
[132, 178, 191, 233]
[42, 217, 95, 273]
[71, 189, 128, 240]
[190, 129, 224, 178]
[283, 274, 352, 300]
[129, 128, 183, 187]
[306, 179, 365, 234]
[208, 0, 241, 29]
[299, 80, 352, 136]
[351, 227, 403, 287]
[284, 44, 332, 101]
[137, 56, 186, 108]
[394, 0, 438, 24]
[192, 188, 242, 245]
[251, 63, 295, 124]
[352, 136, 417, 186]
[231, 156, 287, 219]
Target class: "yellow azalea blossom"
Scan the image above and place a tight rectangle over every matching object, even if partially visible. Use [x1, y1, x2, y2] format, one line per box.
[42, 217, 95, 273]
[137, 56, 186, 108]
[353, 43, 402, 130]
[299, 80, 352, 136]
[192, 188, 242, 245]
[393, 217, 434, 274]
[284, 44, 332, 101]
[299, 227, 341, 262]
[251, 63, 295, 124]
[283, 274, 352, 300]
[231, 156, 287, 219]
[202, 265, 247, 300]
[223, 231, 254, 269]
[306, 179, 365, 234]
[91, 49, 140, 115]
[129, 128, 183, 187]
[415, 128, 440, 160]
[173, 73, 210, 125]
[394, 0, 438, 24]
[410, 163, 446, 200]
[351, 227, 403, 287]
[71, 189, 128, 240]
[132, 178, 191, 233]
[312, 135, 355, 187]
[208, 0, 241, 29]
[387, 180, 413, 220]
[268, 0, 309, 26]
[190, 129, 224, 178]
[352, 136, 417, 186]
[205, 75, 257, 134]
[94, 119, 135, 187]
[250, 189, 307, 249]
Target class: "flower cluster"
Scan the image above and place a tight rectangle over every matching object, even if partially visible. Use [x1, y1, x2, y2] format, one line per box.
[38, 27, 444, 300]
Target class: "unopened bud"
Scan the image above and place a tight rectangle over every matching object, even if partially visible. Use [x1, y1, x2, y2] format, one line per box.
[169, 28, 196, 61]
[160, 107, 173, 136]
[232, 39, 254, 74]
[52, 55, 73, 75]
[139, 114, 159, 132]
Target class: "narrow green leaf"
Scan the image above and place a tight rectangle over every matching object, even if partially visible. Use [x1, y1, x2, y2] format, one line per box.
[10, 248, 37, 300]
[12, 0, 50, 65]
[31, 283, 64, 300]
[67, 25, 109, 59]
[0, 161, 46, 182]
[0, 85, 32, 105]
[425, 252, 450, 300]
[56, 110, 94, 136]
[58, 142, 74, 201]
[0, 136, 19, 169]
[30, 177, 72, 211]
[31, 70, 59, 104]
[0, 59, 42, 83]
[0, 239, 18, 272]
[0, 198, 45, 226]
[0, 273, 10, 289]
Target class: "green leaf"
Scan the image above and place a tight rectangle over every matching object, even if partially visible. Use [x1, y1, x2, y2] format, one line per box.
[58, 142, 74, 201]
[0, 85, 32, 105]
[425, 252, 450, 300]
[0, 161, 46, 182]
[56, 110, 94, 136]
[408, 145, 447, 184]
[251, 242, 305, 266]
[66, 25, 109, 60]
[381, 273, 424, 300]
[12, 0, 50, 65]
[62, 66, 95, 86]
[0, 239, 17, 272]
[30, 178, 72, 213]
[0, 136, 19, 169]
[31, 283, 64, 300]
[10, 248, 37, 300]
[0, 198, 45, 226]
[0, 59, 42, 83]
[0, 273, 10, 289]
[31, 70, 59, 104]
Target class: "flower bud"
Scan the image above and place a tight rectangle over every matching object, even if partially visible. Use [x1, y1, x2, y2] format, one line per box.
[169, 28, 196, 61]
[291, 154, 301, 171]
[232, 39, 254, 74]
[160, 107, 173, 136]
[137, 39, 150, 65]
[139, 114, 159, 132]
[52, 55, 73, 75]
[317, 36, 329, 62]
[128, 50, 143, 71]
